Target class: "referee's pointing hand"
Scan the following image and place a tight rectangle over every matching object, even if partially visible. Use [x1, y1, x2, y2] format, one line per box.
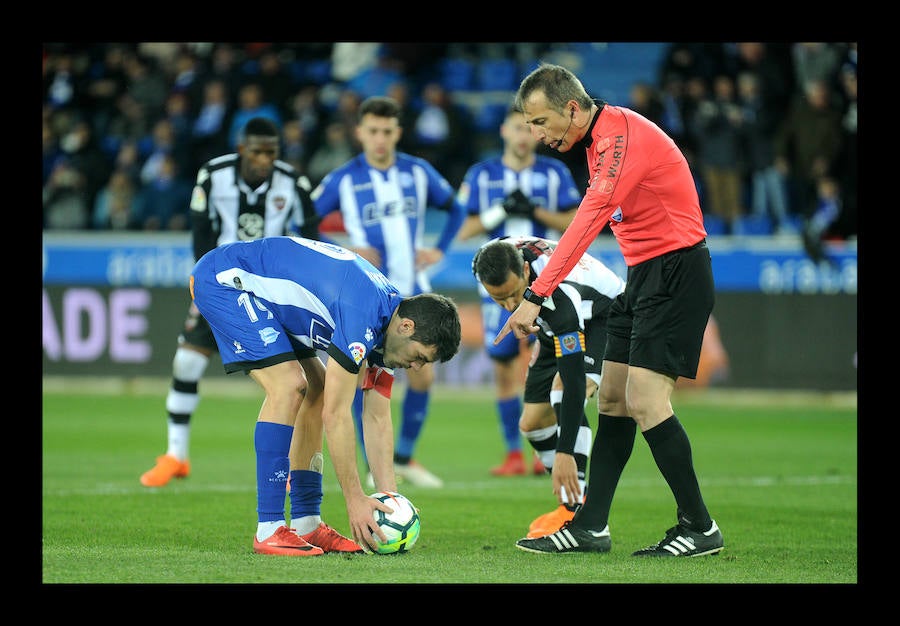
[493, 300, 541, 344]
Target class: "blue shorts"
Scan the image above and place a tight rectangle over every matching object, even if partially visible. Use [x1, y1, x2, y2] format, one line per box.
[190, 253, 316, 374]
[480, 295, 534, 361]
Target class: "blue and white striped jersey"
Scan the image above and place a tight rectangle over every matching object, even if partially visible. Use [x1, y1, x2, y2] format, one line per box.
[311, 153, 456, 296]
[456, 155, 582, 241]
[196, 236, 402, 373]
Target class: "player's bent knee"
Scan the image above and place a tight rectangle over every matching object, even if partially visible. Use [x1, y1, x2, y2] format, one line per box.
[172, 347, 210, 381]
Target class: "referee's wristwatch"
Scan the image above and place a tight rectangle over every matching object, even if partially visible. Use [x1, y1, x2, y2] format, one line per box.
[522, 287, 546, 306]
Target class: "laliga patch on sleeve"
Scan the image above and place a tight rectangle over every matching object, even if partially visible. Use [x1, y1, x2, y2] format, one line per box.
[349, 342, 367, 364]
[190, 186, 207, 211]
[554, 332, 585, 357]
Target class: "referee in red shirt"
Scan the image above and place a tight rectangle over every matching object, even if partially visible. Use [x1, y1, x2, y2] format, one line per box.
[504, 63, 723, 557]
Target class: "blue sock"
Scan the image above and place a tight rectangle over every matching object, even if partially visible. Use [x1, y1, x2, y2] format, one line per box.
[255, 422, 292, 523]
[289, 469, 323, 520]
[498, 396, 522, 452]
[395, 388, 429, 460]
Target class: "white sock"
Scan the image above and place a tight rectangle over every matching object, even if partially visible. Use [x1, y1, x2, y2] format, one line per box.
[256, 521, 285, 542]
[166, 422, 190, 461]
[291, 515, 322, 535]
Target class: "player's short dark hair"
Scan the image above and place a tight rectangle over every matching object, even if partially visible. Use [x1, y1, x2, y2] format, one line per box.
[358, 96, 401, 122]
[472, 240, 525, 286]
[239, 117, 280, 144]
[398, 293, 461, 363]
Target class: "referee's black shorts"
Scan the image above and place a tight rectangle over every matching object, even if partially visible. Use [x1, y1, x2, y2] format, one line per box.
[604, 239, 714, 380]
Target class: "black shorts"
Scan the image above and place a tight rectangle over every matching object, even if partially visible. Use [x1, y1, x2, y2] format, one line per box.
[523, 317, 607, 404]
[604, 240, 714, 379]
[178, 303, 219, 352]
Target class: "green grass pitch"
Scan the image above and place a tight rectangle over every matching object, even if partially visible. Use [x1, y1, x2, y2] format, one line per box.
[42, 378, 857, 585]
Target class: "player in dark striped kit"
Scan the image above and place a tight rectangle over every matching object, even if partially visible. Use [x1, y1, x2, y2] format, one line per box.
[472, 236, 624, 540]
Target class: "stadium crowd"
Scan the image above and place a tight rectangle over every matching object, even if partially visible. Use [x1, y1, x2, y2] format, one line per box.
[42, 42, 857, 241]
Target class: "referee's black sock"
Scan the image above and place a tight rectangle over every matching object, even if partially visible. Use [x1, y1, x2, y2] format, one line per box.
[643, 415, 712, 531]
[576, 414, 635, 530]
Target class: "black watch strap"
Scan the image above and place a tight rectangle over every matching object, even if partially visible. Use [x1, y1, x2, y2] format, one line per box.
[522, 287, 545, 306]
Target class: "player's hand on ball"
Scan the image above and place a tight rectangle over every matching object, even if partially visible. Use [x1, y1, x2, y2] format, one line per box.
[348, 492, 390, 553]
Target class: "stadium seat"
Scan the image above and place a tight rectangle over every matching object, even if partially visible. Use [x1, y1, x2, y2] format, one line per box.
[703, 214, 728, 236]
[477, 58, 519, 92]
[473, 102, 509, 133]
[735, 214, 773, 236]
[439, 57, 476, 91]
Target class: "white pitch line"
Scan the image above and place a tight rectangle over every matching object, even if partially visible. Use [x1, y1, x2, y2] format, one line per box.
[43, 474, 855, 498]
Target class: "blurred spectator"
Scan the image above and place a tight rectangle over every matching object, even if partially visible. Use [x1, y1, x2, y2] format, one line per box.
[791, 43, 843, 90]
[802, 176, 842, 264]
[168, 47, 206, 114]
[381, 43, 448, 89]
[43, 159, 90, 229]
[734, 43, 794, 118]
[281, 119, 308, 173]
[658, 43, 729, 85]
[92, 168, 142, 230]
[43, 111, 64, 186]
[139, 118, 191, 188]
[657, 73, 691, 153]
[329, 88, 363, 149]
[134, 153, 192, 231]
[227, 82, 282, 149]
[690, 74, 745, 233]
[43, 49, 89, 112]
[162, 91, 193, 151]
[673, 74, 709, 171]
[105, 92, 152, 149]
[736, 71, 792, 234]
[55, 117, 112, 216]
[330, 42, 381, 84]
[408, 81, 474, 187]
[345, 52, 405, 100]
[306, 121, 354, 186]
[386, 80, 418, 153]
[628, 81, 664, 127]
[137, 43, 181, 69]
[122, 52, 169, 123]
[774, 78, 844, 220]
[204, 43, 244, 104]
[288, 84, 327, 151]
[251, 48, 295, 118]
[831, 63, 857, 239]
[110, 139, 143, 184]
[190, 78, 231, 168]
[84, 44, 131, 138]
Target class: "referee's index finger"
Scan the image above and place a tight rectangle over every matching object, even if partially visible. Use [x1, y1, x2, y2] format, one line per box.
[493, 319, 512, 345]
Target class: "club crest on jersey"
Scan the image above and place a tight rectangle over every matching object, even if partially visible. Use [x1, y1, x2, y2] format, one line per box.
[259, 327, 280, 346]
[273, 195, 286, 211]
[554, 332, 584, 357]
[349, 342, 367, 364]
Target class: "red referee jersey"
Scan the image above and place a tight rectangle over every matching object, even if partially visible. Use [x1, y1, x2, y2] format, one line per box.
[530, 104, 707, 298]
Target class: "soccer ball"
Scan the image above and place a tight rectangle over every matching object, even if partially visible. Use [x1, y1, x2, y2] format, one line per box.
[370, 492, 420, 554]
